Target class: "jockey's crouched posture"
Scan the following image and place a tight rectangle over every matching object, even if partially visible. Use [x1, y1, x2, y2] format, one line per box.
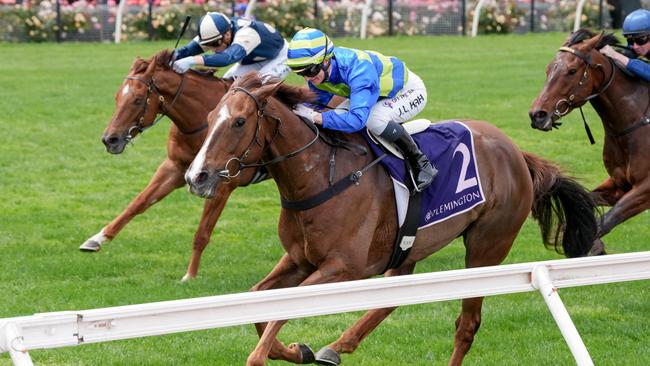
[172, 12, 290, 80]
[600, 8, 650, 82]
[287, 28, 436, 192]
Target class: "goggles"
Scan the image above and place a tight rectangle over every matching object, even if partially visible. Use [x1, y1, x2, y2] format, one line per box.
[203, 37, 224, 48]
[626, 35, 650, 46]
[291, 63, 323, 78]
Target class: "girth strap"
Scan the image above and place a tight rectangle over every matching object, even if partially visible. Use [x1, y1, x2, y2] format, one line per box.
[280, 153, 386, 211]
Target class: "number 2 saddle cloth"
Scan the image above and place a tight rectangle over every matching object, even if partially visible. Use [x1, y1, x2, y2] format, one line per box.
[361, 120, 486, 230]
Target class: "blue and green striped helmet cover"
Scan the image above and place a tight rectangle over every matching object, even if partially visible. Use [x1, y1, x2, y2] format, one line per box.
[287, 28, 334, 70]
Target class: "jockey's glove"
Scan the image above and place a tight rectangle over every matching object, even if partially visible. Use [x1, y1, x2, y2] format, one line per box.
[293, 103, 317, 124]
[172, 57, 196, 74]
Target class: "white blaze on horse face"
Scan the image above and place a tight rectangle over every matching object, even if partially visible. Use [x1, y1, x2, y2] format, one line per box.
[121, 83, 130, 97]
[187, 105, 231, 179]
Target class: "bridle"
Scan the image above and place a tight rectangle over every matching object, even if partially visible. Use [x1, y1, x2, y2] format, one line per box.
[216, 86, 320, 182]
[553, 45, 616, 143]
[123, 72, 207, 141]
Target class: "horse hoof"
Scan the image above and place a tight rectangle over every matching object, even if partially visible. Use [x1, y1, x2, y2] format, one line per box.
[314, 347, 341, 365]
[295, 343, 315, 364]
[180, 274, 195, 282]
[79, 240, 102, 252]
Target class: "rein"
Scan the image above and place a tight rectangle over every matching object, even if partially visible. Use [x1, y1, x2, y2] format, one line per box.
[555, 46, 617, 144]
[218, 85, 384, 211]
[124, 73, 208, 141]
[216, 86, 320, 181]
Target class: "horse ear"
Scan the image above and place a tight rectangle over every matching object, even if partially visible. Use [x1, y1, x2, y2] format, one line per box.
[255, 81, 283, 102]
[585, 31, 604, 50]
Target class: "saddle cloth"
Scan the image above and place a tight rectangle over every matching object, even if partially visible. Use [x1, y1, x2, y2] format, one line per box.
[361, 121, 486, 229]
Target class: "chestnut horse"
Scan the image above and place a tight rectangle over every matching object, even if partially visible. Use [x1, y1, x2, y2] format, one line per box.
[530, 29, 650, 249]
[82, 50, 260, 280]
[185, 73, 598, 366]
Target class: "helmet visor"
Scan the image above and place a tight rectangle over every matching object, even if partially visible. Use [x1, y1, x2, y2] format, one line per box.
[291, 63, 322, 78]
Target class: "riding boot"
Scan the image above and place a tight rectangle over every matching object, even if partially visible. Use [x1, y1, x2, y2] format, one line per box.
[380, 121, 438, 192]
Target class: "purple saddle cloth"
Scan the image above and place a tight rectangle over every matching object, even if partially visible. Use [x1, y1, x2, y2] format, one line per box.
[361, 121, 486, 228]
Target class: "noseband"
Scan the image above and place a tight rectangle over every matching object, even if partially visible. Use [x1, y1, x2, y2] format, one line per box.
[553, 46, 616, 143]
[124, 73, 203, 141]
[216, 86, 320, 182]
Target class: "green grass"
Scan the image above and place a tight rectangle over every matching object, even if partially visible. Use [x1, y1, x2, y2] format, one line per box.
[0, 34, 648, 366]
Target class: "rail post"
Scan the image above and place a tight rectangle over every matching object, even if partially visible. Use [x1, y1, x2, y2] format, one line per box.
[532, 265, 593, 366]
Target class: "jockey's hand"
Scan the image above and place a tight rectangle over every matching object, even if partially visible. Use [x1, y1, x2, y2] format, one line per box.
[169, 50, 180, 66]
[599, 45, 617, 58]
[172, 57, 196, 74]
[599, 45, 629, 66]
[293, 104, 321, 125]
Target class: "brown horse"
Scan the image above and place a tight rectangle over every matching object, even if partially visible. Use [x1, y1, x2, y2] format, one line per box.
[82, 50, 260, 280]
[185, 73, 598, 366]
[529, 29, 650, 248]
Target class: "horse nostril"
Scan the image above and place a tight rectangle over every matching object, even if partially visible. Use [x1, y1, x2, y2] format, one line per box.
[195, 171, 209, 185]
[102, 135, 120, 147]
[529, 110, 548, 123]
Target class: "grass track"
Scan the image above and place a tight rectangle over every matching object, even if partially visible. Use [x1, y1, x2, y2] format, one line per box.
[0, 34, 648, 365]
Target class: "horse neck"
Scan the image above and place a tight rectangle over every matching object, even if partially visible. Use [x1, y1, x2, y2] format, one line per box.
[591, 59, 650, 133]
[159, 72, 229, 133]
[261, 100, 345, 201]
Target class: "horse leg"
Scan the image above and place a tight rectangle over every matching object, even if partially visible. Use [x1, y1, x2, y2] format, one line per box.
[247, 257, 355, 366]
[249, 254, 315, 364]
[80, 158, 185, 251]
[598, 184, 650, 238]
[313, 263, 416, 365]
[449, 216, 520, 365]
[590, 177, 624, 206]
[182, 183, 234, 281]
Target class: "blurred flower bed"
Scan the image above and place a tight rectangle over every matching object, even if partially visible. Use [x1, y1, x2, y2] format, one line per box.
[0, 0, 610, 42]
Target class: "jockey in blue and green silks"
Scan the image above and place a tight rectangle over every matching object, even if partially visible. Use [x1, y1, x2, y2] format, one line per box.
[286, 28, 436, 192]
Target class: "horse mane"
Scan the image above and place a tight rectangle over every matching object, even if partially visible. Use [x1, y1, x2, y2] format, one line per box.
[232, 72, 317, 108]
[567, 28, 621, 49]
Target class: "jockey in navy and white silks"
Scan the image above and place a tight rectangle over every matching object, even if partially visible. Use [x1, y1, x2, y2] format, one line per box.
[600, 8, 650, 82]
[286, 28, 436, 191]
[173, 12, 290, 80]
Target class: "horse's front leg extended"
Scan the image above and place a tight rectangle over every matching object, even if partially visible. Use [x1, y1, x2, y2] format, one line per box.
[313, 264, 416, 365]
[80, 158, 186, 251]
[250, 254, 313, 365]
[182, 183, 234, 281]
[599, 184, 650, 237]
[247, 257, 354, 366]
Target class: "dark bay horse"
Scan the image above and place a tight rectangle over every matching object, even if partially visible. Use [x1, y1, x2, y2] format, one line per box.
[529, 29, 650, 248]
[82, 50, 258, 281]
[185, 73, 598, 366]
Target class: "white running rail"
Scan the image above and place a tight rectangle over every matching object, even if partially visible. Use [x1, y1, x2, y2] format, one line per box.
[2, 252, 649, 366]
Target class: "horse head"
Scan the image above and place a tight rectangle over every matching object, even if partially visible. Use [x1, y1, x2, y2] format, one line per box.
[102, 50, 181, 154]
[529, 29, 620, 131]
[185, 72, 286, 198]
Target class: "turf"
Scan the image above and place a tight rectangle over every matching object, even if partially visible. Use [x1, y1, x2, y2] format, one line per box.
[0, 33, 648, 365]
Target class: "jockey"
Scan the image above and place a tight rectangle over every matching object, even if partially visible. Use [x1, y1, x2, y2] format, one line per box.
[600, 8, 650, 82]
[172, 12, 290, 80]
[286, 28, 436, 192]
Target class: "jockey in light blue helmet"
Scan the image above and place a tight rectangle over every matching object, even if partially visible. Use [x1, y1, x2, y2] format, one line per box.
[172, 12, 290, 80]
[287, 28, 436, 192]
[600, 8, 650, 82]
[623, 8, 650, 37]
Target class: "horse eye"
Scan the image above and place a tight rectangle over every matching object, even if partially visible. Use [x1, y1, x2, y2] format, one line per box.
[234, 117, 246, 128]
[133, 97, 144, 105]
[568, 69, 577, 75]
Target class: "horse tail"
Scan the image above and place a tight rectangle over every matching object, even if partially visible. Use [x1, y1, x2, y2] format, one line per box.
[522, 152, 599, 258]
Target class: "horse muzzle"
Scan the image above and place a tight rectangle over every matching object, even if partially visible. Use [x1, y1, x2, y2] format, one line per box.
[185, 169, 222, 199]
[528, 109, 556, 131]
[102, 133, 129, 154]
